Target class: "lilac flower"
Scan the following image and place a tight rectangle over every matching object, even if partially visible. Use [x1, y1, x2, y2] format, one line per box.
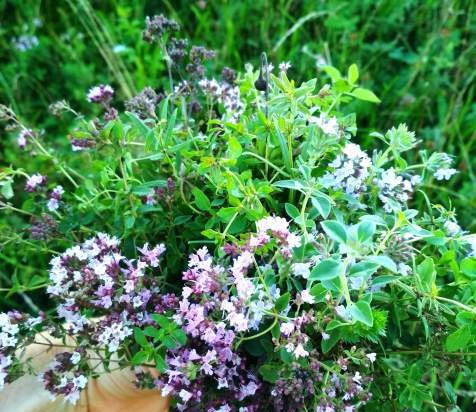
[40, 352, 88, 405]
[12, 35, 39, 51]
[138, 243, 166, 267]
[17, 128, 33, 149]
[25, 173, 47, 192]
[251, 215, 300, 256]
[280, 322, 295, 336]
[0, 313, 19, 348]
[125, 87, 162, 119]
[47, 185, 64, 211]
[293, 343, 309, 358]
[87, 84, 114, 104]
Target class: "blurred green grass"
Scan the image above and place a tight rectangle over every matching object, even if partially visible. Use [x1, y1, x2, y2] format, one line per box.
[1, 0, 475, 228]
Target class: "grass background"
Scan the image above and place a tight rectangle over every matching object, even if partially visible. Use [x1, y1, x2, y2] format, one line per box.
[1, 0, 475, 230]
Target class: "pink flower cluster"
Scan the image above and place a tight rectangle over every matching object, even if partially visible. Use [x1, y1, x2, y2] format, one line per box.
[250, 215, 301, 257]
[156, 246, 262, 411]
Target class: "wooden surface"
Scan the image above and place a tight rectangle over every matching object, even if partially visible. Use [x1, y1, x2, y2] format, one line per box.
[0, 333, 170, 412]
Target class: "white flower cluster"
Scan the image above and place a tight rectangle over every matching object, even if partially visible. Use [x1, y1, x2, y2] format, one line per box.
[375, 168, 419, 212]
[278, 61, 291, 73]
[444, 220, 463, 236]
[433, 153, 457, 181]
[12, 35, 39, 52]
[0, 313, 19, 349]
[96, 321, 133, 352]
[309, 113, 340, 137]
[321, 143, 372, 199]
[0, 354, 12, 391]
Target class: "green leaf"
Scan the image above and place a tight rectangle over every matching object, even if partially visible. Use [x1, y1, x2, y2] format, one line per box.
[323, 66, 342, 83]
[417, 257, 435, 293]
[151, 314, 171, 328]
[309, 284, 327, 302]
[321, 220, 347, 244]
[446, 325, 472, 352]
[347, 64, 359, 84]
[192, 187, 211, 211]
[259, 364, 280, 383]
[367, 255, 397, 273]
[326, 319, 348, 331]
[349, 261, 380, 278]
[162, 335, 179, 349]
[228, 136, 242, 158]
[134, 328, 148, 347]
[357, 221, 375, 243]
[0, 181, 14, 199]
[275, 292, 290, 312]
[131, 351, 148, 365]
[273, 180, 304, 191]
[460, 258, 476, 278]
[349, 301, 373, 326]
[321, 330, 340, 353]
[154, 354, 167, 373]
[172, 329, 187, 346]
[144, 326, 161, 339]
[273, 119, 292, 172]
[350, 87, 381, 103]
[217, 207, 239, 222]
[285, 203, 300, 220]
[309, 258, 341, 281]
[311, 195, 331, 219]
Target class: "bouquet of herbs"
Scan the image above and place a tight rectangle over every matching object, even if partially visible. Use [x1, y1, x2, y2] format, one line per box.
[0, 15, 475, 412]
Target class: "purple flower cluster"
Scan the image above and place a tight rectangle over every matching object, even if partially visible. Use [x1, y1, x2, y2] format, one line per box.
[47, 185, 64, 211]
[47, 233, 166, 329]
[143, 178, 176, 206]
[277, 312, 315, 359]
[71, 137, 96, 152]
[125, 87, 163, 120]
[17, 128, 34, 149]
[40, 350, 87, 404]
[29, 213, 57, 240]
[198, 78, 244, 123]
[142, 15, 180, 43]
[187, 46, 216, 79]
[86, 84, 114, 104]
[269, 350, 373, 411]
[25, 173, 47, 192]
